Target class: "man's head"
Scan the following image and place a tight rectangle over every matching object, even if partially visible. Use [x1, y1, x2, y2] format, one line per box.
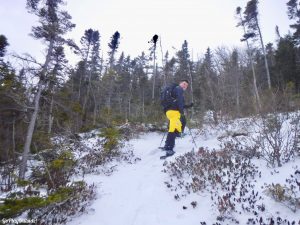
[179, 80, 189, 91]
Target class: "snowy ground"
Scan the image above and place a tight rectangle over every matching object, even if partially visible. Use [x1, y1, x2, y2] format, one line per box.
[67, 131, 213, 225]
[67, 127, 300, 225]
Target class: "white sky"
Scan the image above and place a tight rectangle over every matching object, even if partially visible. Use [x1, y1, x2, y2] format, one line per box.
[0, 0, 291, 65]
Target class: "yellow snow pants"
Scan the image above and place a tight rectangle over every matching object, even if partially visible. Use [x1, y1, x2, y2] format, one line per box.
[166, 110, 182, 133]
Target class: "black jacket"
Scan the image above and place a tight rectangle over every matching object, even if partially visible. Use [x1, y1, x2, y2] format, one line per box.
[169, 86, 185, 114]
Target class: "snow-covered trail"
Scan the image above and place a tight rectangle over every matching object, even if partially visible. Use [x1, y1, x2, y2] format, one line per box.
[68, 132, 217, 225]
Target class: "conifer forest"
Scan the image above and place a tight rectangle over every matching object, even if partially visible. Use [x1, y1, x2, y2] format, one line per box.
[0, 0, 300, 224]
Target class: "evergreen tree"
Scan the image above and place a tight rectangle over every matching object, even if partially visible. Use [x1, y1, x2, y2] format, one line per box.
[19, 0, 75, 179]
[175, 40, 195, 107]
[149, 34, 158, 100]
[43, 46, 68, 134]
[215, 48, 242, 117]
[0, 36, 27, 164]
[0, 35, 9, 58]
[80, 29, 101, 121]
[236, 6, 261, 110]
[195, 48, 219, 123]
[114, 52, 131, 119]
[163, 52, 176, 84]
[108, 31, 121, 68]
[286, 0, 300, 94]
[131, 53, 150, 121]
[242, 0, 271, 89]
[77, 29, 100, 99]
[104, 31, 121, 110]
[175, 40, 190, 81]
[274, 35, 298, 91]
[59, 29, 101, 130]
[230, 49, 241, 116]
[265, 43, 276, 87]
[287, 0, 300, 43]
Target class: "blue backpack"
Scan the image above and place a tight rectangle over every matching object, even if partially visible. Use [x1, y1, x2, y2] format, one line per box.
[160, 83, 177, 110]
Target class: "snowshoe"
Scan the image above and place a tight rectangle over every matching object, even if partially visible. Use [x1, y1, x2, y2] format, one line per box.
[160, 150, 175, 160]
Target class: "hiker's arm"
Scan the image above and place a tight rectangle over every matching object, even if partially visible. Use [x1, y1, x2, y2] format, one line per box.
[175, 87, 184, 114]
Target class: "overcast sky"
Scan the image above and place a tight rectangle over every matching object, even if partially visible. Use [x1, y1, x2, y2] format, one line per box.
[0, 0, 292, 65]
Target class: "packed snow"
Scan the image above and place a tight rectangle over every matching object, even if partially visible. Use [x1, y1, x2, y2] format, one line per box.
[67, 123, 300, 225]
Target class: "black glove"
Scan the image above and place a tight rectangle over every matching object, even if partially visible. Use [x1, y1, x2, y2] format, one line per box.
[184, 102, 194, 108]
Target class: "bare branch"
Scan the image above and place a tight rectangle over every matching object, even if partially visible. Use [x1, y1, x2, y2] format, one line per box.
[12, 53, 43, 67]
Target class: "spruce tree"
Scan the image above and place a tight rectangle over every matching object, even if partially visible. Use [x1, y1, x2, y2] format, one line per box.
[108, 31, 121, 68]
[242, 0, 271, 89]
[0, 35, 9, 58]
[19, 0, 75, 179]
[236, 6, 261, 110]
[287, 0, 300, 43]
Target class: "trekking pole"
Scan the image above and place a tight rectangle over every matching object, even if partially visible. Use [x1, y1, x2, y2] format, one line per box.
[159, 131, 167, 148]
[187, 126, 198, 149]
[159, 121, 169, 148]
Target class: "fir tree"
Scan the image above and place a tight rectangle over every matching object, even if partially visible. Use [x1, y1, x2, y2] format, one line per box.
[19, 0, 75, 179]
[242, 0, 271, 89]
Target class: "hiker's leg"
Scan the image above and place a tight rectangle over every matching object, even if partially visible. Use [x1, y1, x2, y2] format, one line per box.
[164, 132, 176, 150]
[166, 110, 182, 133]
[180, 114, 186, 133]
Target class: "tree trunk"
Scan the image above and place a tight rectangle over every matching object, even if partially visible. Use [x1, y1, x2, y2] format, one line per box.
[79, 44, 91, 102]
[77, 73, 82, 101]
[187, 61, 195, 116]
[238, 12, 261, 111]
[19, 81, 43, 179]
[204, 65, 218, 124]
[235, 71, 240, 117]
[128, 83, 133, 119]
[92, 86, 97, 126]
[48, 96, 54, 134]
[142, 90, 145, 121]
[106, 72, 115, 110]
[19, 40, 54, 179]
[159, 37, 166, 86]
[82, 68, 92, 115]
[250, 56, 262, 111]
[255, 16, 271, 89]
[152, 51, 156, 101]
[12, 115, 16, 160]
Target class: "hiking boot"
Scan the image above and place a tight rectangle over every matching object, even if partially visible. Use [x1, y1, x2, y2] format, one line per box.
[159, 146, 168, 151]
[160, 146, 173, 151]
[165, 150, 175, 157]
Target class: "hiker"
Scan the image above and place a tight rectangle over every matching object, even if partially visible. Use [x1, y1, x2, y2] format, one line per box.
[161, 80, 193, 158]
